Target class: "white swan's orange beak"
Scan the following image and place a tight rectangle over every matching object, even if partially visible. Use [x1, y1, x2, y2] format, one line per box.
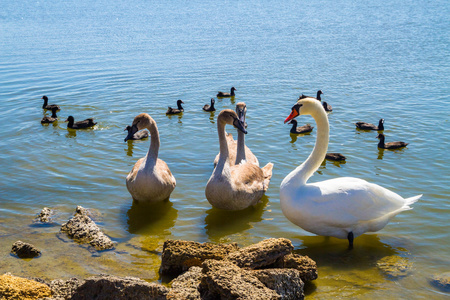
[284, 109, 299, 123]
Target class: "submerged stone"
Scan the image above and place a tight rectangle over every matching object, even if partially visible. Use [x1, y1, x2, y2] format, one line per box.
[11, 241, 41, 259]
[429, 272, 450, 292]
[35, 207, 53, 223]
[60, 206, 114, 251]
[376, 255, 412, 278]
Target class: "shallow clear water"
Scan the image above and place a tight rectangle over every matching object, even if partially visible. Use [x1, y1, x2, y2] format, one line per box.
[0, 0, 449, 298]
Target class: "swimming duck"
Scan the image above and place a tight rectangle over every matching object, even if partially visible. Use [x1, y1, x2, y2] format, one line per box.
[206, 109, 273, 210]
[355, 118, 384, 130]
[325, 153, 346, 161]
[288, 119, 313, 134]
[125, 113, 176, 203]
[322, 101, 332, 112]
[41, 96, 60, 111]
[66, 116, 97, 129]
[203, 98, 216, 112]
[299, 90, 323, 101]
[166, 100, 184, 115]
[280, 98, 421, 247]
[217, 87, 236, 98]
[124, 125, 149, 141]
[213, 102, 259, 167]
[41, 107, 59, 124]
[377, 133, 408, 149]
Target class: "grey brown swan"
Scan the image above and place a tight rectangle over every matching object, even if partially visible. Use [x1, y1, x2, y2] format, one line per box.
[125, 113, 176, 203]
[206, 109, 273, 210]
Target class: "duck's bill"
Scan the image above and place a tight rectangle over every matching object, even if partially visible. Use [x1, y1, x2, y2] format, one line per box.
[284, 109, 299, 123]
[124, 125, 139, 142]
[233, 118, 247, 134]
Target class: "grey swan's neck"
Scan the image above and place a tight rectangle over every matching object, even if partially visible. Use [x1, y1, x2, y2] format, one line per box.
[215, 120, 230, 172]
[236, 127, 246, 164]
[146, 122, 160, 163]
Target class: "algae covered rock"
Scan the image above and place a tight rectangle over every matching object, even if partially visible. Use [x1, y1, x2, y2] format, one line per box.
[429, 272, 450, 292]
[0, 274, 52, 300]
[49, 277, 83, 299]
[167, 266, 203, 300]
[160, 239, 239, 276]
[70, 274, 168, 300]
[11, 241, 41, 258]
[60, 206, 114, 251]
[272, 253, 318, 282]
[376, 255, 412, 278]
[200, 259, 280, 300]
[252, 268, 304, 300]
[225, 238, 294, 269]
[35, 207, 54, 224]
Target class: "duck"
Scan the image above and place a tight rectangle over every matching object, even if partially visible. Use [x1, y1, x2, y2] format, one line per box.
[125, 113, 176, 203]
[203, 98, 216, 112]
[124, 125, 149, 141]
[325, 153, 346, 161]
[299, 90, 323, 101]
[377, 133, 408, 149]
[280, 98, 421, 247]
[355, 118, 384, 130]
[65, 116, 97, 129]
[322, 101, 332, 112]
[166, 100, 184, 115]
[41, 107, 59, 124]
[206, 109, 273, 210]
[213, 102, 259, 167]
[217, 87, 236, 98]
[288, 119, 313, 134]
[41, 96, 60, 111]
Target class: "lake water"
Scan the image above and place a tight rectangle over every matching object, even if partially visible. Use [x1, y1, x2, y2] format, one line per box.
[0, 0, 449, 298]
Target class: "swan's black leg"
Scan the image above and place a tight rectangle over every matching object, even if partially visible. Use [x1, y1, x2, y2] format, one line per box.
[347, 232, 354, 249]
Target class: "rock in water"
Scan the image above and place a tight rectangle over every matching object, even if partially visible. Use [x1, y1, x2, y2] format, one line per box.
[11, 241, 41, 258]
[225, 238, 294, 269]
[252, 268, 305, 300]
[0, 274, 52, 299]
[272, 253, 318, 282]
[60, 206, 114, 250]
[160, 239, 239, 276]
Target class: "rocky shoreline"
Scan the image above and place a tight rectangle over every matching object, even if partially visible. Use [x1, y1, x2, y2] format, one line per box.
[1, 206, 317, 299]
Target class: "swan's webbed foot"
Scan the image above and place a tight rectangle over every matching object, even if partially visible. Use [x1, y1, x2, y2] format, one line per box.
[347, 232, 354, 249]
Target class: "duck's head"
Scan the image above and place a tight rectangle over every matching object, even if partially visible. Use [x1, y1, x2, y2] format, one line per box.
[231, 87, 236, 92]
[65, 116, 74, 123]
[317, 90, 323, 96]
[42, 95, 48, 101]
[376, 133, 385, 140]
[177, 99, 184, 105]
[284, 98, 322, 123]
[125, 113, 154, 142]
[210, 98, 215, 104]
[288, 119, 297, 126]
[124, 124, 138, 142]
[218, 109, 247, 134]
[379, 118, 385, 124]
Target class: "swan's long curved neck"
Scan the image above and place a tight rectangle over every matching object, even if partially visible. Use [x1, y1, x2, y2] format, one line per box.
[215, 121, 230, 172]
[236, 130, 246, 164]
[284, 107, 329, 188]
[146, 122, 160, 163]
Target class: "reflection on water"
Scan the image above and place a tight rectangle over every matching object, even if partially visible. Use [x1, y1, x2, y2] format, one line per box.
[321, 158, 346, 168]
[209, 111, 215, 124]
[204, 195, 268, 242]
[126, 140, 134, 157]
[378, 148, 385, 160]
[290, 133, 298, 144]
[65, 128, 77, 138]
[165, 113, 183, 124]
[127, 200, 178, 236]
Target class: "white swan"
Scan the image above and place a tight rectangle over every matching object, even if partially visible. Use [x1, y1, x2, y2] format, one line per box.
[206, 109, 273, 210]
[280, 98, 421, 246]
[125, 113, 176, 203]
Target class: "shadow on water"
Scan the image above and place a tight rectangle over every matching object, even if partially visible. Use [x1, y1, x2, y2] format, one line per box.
[204, 195, 269, 242]
[127, 200, 178, 236]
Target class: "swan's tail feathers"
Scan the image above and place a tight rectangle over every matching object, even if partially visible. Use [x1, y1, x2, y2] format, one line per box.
[262, 162, 274, 192]
[404, 194, 422, 208]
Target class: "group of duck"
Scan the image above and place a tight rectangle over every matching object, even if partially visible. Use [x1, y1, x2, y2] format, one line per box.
[40, 95, 97, 129]
[39, 87, 420, 247]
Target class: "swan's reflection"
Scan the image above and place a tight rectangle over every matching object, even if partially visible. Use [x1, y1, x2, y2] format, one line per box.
[127, 200, 178, 236]
[209, 111, 216, 124]
[204, 195, 268, 242]
[125, 140, 134, 157]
